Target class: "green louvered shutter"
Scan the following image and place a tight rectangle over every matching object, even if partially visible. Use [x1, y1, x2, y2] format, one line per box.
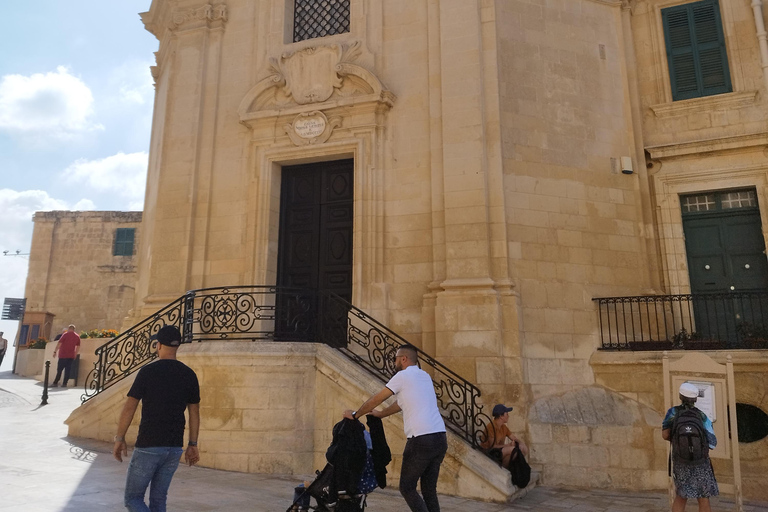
[662, 0, 732, 101]
[114, 228, 135, 256]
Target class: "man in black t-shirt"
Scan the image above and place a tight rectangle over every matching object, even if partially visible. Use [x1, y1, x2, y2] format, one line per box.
[113, 325, 200, 512]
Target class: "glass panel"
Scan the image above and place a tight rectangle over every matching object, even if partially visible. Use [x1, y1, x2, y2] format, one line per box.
[682, 194, 716, 212]
[721, 190, 757, 209]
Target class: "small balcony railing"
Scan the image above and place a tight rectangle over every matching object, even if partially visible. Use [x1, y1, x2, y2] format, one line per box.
[593, 292, 768, 350]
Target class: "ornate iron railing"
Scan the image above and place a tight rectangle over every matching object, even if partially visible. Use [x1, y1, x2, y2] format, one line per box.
[80, 286, 491, 449]
[81, 287, 316, 402]
[81, 296, 184, 402]
[594, 292, 768, 350]
[318, 294, 491, 448]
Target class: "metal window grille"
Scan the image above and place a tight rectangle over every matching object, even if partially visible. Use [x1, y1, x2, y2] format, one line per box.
[293, 0, 350, 43]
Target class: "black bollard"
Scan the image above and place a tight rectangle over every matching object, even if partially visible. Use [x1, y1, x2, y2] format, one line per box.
[41, 360, 50, 406]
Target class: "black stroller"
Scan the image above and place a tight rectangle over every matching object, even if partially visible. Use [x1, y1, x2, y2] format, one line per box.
[286, 416, 390, 512]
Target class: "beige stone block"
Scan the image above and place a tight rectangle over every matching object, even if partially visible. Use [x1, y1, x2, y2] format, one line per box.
[527, 358, 562, 385]
[551, 425, 569, 443]
[620, 447, 652, 470]
[571, 444, 609, 468]
[476, 358, 504, 385]
[248, 453, 296, 474]
[531, 443, 571, 465]
[528, 423, 552, 444]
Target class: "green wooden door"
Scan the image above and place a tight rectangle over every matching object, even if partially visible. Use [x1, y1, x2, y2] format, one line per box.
[682, 190, 768, 344]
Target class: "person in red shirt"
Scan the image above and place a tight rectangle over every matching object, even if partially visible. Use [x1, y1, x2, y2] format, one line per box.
[52, 324, 81, 388]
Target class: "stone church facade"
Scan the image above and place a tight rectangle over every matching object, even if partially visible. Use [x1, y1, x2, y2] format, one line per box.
[71, 0, 768, 500]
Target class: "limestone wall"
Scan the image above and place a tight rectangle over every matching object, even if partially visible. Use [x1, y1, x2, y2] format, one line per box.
[592, 350, 768, 501]
[24, 211, 142, 334]
[633, 0, 768, 149]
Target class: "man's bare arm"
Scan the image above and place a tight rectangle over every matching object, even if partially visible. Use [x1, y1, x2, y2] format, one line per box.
[375, 401, 401, 419]
[113, 397, 140, 462]
[185, 403, 200, 466]
[344, 387, 394, 419]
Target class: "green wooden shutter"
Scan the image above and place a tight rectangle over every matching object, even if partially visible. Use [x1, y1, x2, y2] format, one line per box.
[662, 0, 731, 101]
[114, 228, 135, 256]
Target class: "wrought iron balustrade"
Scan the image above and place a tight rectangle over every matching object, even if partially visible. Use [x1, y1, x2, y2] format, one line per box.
[317, 293, 491, 448]
[81, 286, 491, 449]
[594, 292, 768, 351]
[81, 296, 184, 402]
[81, 286, 316, 402]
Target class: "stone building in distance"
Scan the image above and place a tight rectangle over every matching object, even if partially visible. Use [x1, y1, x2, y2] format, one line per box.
[19, 211, 142, 345]
[65, 0, 768, 503]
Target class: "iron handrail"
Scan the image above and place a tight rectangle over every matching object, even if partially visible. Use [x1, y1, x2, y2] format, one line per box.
[593, 291, 768, 350]
[80, 286, 491, 448]
[318, 292, 491, 448]
[81, 295, 185, 402]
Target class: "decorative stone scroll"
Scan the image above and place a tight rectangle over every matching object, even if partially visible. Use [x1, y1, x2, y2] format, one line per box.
[237, 40, 396, 126]
[172, 3, 228, 30]
[284, 111, 341, 146]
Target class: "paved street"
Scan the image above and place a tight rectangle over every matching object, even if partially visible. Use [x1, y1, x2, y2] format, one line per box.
[0, 371, 766, 511]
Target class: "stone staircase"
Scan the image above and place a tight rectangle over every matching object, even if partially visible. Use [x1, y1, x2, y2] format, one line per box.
[67, 341, 519, 502]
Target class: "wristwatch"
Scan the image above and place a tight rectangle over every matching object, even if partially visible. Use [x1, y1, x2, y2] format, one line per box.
[188, 441, 198, 447]
[351, 411, 357, 420]
[114, 435, 125, 443]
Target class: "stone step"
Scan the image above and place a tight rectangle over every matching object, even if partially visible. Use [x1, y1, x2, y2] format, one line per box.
[507, 470, 541, 503]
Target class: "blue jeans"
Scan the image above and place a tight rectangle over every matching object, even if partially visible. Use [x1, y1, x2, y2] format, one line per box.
[124, 446, 184, 512]
[399, 432, 447, 512]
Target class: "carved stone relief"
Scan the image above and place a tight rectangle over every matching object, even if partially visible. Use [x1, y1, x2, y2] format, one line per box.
[171, 3, 228, 31]
[238, 41, 395, 124]
[284, 111, 342, 146]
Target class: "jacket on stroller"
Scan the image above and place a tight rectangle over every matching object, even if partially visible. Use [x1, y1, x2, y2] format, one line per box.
[288, 416, 391, 511]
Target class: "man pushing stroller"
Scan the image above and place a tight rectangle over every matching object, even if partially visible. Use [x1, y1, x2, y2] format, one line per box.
[344, 344, 447, 512]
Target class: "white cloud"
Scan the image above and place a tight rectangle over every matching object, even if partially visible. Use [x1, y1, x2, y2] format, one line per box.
[0, 66, 103, 139]
[64, 151, 148, 207]
[0, 189, 96, 360]
[109, 60, 155, 106]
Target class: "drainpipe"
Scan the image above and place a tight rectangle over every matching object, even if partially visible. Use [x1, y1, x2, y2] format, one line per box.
[752, 0, 768, 92]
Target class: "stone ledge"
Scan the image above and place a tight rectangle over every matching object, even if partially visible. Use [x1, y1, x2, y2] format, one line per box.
[649, 90, 758, 118]
[590, 349, 768, 367]
[645, 131, 768, 159]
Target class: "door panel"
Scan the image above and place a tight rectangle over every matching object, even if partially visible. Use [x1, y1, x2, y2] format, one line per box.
[683, 200, 768, 345]
[276, 159, 354, 343]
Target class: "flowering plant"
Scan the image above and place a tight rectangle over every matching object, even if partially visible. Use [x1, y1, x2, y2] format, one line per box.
[28, 337, 49, 349]
[80, 329, 119, 339]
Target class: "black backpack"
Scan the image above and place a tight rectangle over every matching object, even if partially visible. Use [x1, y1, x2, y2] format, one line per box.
[507, 442, 531, 489]
[671, 407, 708, 464]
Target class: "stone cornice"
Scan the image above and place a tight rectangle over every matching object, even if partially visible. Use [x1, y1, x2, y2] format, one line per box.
[585, 0, 622, 7]
[649, 90, 759, 118]
[645, 131, 768, 159]
[141, 2, 227, 38]
[171, 3, 228, 31]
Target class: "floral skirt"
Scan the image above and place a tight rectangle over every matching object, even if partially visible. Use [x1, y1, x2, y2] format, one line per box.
[673, 460, 719, 499]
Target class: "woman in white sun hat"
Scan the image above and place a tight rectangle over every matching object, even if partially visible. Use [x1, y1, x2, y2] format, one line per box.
[662, 382, 718, 512]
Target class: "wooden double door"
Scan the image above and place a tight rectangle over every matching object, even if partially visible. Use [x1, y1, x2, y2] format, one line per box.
[275, 159, 353, 342]
[682, 189, 768, 344]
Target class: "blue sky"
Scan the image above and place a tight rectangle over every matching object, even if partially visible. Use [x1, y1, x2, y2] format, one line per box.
[0, 1, 156, 367]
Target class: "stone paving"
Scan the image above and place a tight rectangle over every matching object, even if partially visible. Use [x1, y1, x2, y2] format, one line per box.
[0, 371, 766, 512]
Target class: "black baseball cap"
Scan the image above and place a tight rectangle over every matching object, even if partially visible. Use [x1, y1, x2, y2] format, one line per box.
[492, 404, 513, 416]
[151, 325, 181, 346]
